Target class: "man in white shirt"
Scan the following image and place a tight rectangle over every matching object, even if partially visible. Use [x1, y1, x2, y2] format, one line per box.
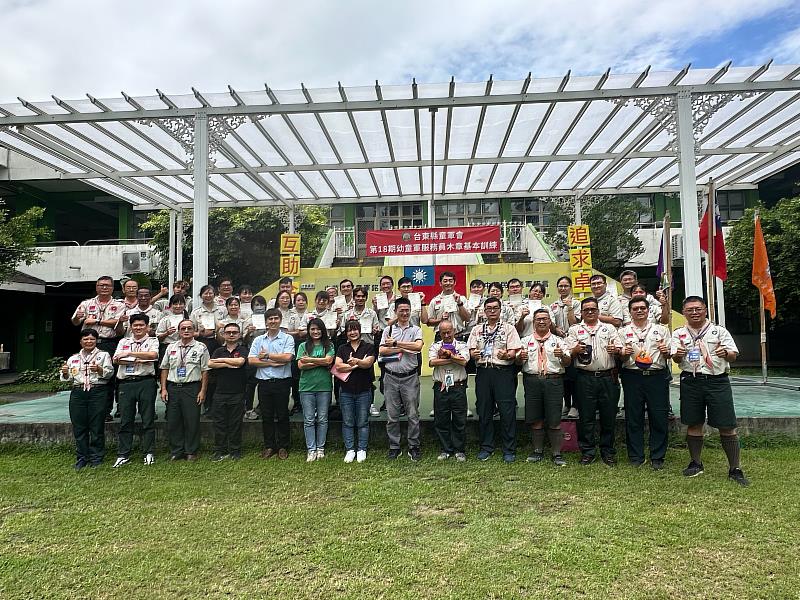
[428, 320, 469, 462]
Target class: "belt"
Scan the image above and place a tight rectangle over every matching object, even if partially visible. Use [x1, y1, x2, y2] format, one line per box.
[523, 372, 563, 379]
[118, 375, 153, 383]
[72, 384, 106, 389]
[623, 368, 665, 377]
[477, 363, 514, 370]
[167, 380, 200, 387]
[681, 372, 728, 379]
[386, 369, 418, 379]
[436, 379, 467, 387]
[257, 377, 292, 382]
[578, 368, 613, 377]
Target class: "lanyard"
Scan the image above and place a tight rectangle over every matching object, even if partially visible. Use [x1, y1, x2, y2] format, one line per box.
[178, 344, 192, 368]
[686, 323, 711, 347]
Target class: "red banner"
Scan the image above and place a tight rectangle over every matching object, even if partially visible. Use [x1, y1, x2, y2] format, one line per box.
[365, 225, 501, 257]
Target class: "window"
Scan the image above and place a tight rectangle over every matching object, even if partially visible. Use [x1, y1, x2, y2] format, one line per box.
[633, 195, 654, 224]
[434, 198, 500, 227]
[329, 205, 345, 230]
[717, 191, 745, 223]
[510, 198, 552, 228]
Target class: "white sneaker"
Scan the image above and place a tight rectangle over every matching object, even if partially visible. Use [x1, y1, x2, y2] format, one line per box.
[316, 449, 325, 460]
[112, 456, 130, 468]
[244, 409, 259, 421]
[306, 451, 316, 463]
[356, 450, 367, 463]
[437, 452, 451, 461]
[467, 409, 474, 418]
[455, 452, 467, 462]
[567, 407, 579, 419]
[143, 453, 155, 466]
[369, 404, 380, 417]
[344, 450, 356, 463]
[429, 409, 435, 417]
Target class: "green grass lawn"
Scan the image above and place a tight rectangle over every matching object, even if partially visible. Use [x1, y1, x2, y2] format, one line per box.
[1, 444, 798, 599]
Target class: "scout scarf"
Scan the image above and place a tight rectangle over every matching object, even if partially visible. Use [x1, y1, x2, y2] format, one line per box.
[532, 331, 552, 376]
[685, 322, 714, 374]
[80, 348, 99, 391]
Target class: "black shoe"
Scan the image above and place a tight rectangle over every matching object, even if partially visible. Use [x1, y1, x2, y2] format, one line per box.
[408, 447, 421, 462]
[229, 452, 242, 460]
[579, 454, 596, 466]
[89, 459, 102, 468]
[601, 454, 617, 467]
[552, 455, 567, 467]
[387, 448, 401, 460]
[211, 452, 228, 462]
[651, 459, 665, 471]
[682, 461, 704, 477]
[170, 454, 187, 462]
[105, 414, 113, 422]
[74, 458, 88, 471]
[526, 452, 544, 463]
[728, 468, 750, 486]
[630, 459, 646, 468]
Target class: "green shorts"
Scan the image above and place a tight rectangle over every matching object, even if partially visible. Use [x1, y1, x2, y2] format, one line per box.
[522, 374, 564, 428]
[679, 373, 737, 429]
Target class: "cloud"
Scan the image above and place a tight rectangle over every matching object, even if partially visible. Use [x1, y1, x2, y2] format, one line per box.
[0, 0, 795, 104]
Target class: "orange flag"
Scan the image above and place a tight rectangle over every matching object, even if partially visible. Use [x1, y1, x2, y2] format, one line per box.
[752, 214, 776, 318]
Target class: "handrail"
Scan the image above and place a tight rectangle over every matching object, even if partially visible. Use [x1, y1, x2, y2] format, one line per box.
[85, 238, 153, 246]
[36, 240, 80, 247]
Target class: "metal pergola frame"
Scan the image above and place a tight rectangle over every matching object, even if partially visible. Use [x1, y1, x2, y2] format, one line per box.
[3, 62, 800, 297]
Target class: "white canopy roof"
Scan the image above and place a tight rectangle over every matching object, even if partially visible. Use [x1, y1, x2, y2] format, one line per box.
[2, 62, 800, 211]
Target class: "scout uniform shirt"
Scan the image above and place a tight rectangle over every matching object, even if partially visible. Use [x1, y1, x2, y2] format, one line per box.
[72, 296, 126, 339]
[60, 348, 114, 388]
[550, 297, 582, 333]
[671, 321, 739, 375]
[565, 322, 621, 372]
[467, 321, 522, 367]
[519, 333, 569, 376]
[160, 340, 210, 383]
[382, 297, 422, 328]
[190, 304, 226, 333]
[156, 312, 186, 345]
[620, 293, 661, 326]
[213, 295, 232, 317]
[114, 335, 160, 378]
[308, 309, 339, 337]
[285, 309, 309, 333]
[427, 292, 469, 334]
[154, 296, 192, 313]
[594, 291, 624, 323]
[217, 316, 247, 338]
[123, 305, 161, 337]
[517, 301, 555, 338]
[617, 322, 670, 371]
[339, 306, 381, 342]
[428, 339, 469, 384]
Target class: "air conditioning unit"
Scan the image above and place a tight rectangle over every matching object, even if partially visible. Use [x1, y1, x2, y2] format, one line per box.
[122, 250, 152, 274]
[671, 234, 684, 261]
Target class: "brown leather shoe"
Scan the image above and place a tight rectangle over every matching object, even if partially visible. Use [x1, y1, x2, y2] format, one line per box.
[277, 448, 289, 460]
[186, 454, 198, 462]
[261, 448, 276, 459]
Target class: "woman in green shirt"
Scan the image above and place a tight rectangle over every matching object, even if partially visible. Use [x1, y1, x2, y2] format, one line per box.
[297, 318, 335, 462]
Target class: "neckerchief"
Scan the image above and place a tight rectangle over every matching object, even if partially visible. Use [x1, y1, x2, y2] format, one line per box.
[685, 322, 714, 374]
[80, 348, 99, 391]
[532, 331, 552, 376]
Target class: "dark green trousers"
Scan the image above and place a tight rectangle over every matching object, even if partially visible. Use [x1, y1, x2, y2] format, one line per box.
[117, 378, 157, 457]
[166, 381, 202, 457]
[69, 386, 107, 463]
[575, 370, 620, 458]
[620, 369, 669, 463]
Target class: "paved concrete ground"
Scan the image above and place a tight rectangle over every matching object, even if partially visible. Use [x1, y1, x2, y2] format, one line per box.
[1, 376, 798, 424]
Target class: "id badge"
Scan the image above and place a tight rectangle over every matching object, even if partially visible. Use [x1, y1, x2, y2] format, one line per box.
[444, 371, 454, 388]
[687, 348, 702, 362]
[125, 364, 135, 374]
[177, 366, 187, 378]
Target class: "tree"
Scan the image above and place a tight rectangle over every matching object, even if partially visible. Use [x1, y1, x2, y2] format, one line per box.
[724, 198, 800, 327]
[544, 195, 644, 276]
[0, 201, 50, 284]
[141, 205, 328, 289]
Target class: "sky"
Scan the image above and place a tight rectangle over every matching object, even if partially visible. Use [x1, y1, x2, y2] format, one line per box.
[1, 0, 800, 103]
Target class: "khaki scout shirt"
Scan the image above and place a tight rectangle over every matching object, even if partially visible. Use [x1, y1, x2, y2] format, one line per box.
[160, 340, 210, 383]
[519, 334, 569, 375]
[617, 322, 670, 371]
[72, 296, 126, 339]
[467, 321, 522, 367]
[114, 335, 159, 378]
[428, 339, 469, 383]
[190, 304, 225, 333]
[671, 322, 738, 375]
[123, 305, 161, 337]
[427, 292, 469, 334]
[156, 312, 186, 345]
[339, 306, 381, 342]
[550, 297, 581, 333]
[565, 322, 621, 372]
[594, 291, 624, 323]
[60, 349, 114, 387]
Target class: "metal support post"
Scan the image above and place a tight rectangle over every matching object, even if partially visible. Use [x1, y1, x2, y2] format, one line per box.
[675, 91, 703, 297]
[168, 210, 176, 293]
[192, 113, 209, 305]
[428, 108, 437, 229]
[574, 194, 582, 225]
[288, 205, 296, 234]
[176, 209, 184, 282]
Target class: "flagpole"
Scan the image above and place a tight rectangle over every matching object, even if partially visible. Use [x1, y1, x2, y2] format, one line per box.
[755, 210, 768, 385]
[664, 211, 673, 331]
[707, 178, 716, 323]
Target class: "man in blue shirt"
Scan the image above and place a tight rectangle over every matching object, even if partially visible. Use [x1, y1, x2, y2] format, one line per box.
[248, 308, 295, 459]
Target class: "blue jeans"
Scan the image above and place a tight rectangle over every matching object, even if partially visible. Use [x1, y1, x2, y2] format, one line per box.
[340, 390, 371, 451]
[299, 391, 331, 451]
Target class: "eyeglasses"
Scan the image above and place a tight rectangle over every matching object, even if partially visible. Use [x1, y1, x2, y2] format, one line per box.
[484, 306, 500, 311]
[631, 306, 648, 312]
[685, 307, 705, 313]
[178, 326, 194, 331]
[582, 308, 598, 313]
[224, 330, 239, 335]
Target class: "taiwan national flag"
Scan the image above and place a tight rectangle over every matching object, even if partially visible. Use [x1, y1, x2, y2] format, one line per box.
[404, 265, 467, 298]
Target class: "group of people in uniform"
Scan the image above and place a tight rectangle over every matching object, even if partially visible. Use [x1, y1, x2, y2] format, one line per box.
[62, 268, 748, 486]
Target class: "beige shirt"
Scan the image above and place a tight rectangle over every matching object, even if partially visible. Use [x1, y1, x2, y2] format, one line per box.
[517, 302, 555, 338]
[60, 349, 114, 387]
[617, 322, 670, 371]
[594, 291, 624, 323]
[114, 335, 159, 378]
[550, 297, 581, 333]
[620, 293, 661, 326]
[190, 304, 225, 334]
[339, 306, 381, 341]
[671, 322, 738, 375]
[427, 292, 469, 334]
[156, 312, 186, 345]
[123, 305, 161, 337]
[519, 333, 569, 375]
[467, 321, 522, 367]
[566, 322, 621, 372]
[428, 339, 469, 383]
[160, 340, 210, 383]
[72, 296, 126, 339]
